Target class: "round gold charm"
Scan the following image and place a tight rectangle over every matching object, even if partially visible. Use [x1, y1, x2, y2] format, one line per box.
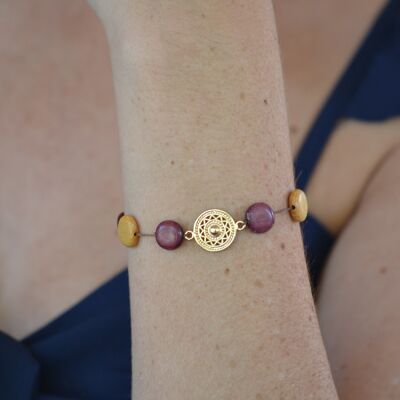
[191, 209, 238, 252]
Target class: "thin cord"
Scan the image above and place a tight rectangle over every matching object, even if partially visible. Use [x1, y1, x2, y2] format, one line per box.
[274, 206, 293, 214]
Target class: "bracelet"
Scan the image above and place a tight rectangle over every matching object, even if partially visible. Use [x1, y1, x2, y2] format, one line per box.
[117, 189, 307, 252]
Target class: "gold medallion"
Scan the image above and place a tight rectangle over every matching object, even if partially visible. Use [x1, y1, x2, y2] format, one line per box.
[185, 209, 245, 252]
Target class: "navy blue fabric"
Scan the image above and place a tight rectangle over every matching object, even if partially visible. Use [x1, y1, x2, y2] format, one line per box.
[0, 270, 131, 399]
[1, 0, 400, 398]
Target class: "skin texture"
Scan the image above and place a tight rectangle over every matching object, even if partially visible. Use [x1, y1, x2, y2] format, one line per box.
[318, 145, 400, 399]
[275, 0, 387, 153]
[1, 0, 400, 398]
[275, 0, 400, 234]
[90, 0, 337, 398]
[0, 1, 125, 338]
[0, 0, 394, 339]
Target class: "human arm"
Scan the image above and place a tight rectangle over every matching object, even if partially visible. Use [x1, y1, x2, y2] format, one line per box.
[89, 1, 338, 398]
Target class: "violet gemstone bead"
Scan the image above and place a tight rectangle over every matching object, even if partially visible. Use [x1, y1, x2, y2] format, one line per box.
[155, 220, 184, 250]
[245, 202, 275, 233]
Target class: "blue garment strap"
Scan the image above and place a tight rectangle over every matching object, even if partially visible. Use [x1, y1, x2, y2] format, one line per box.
[295, 0, 400, 190]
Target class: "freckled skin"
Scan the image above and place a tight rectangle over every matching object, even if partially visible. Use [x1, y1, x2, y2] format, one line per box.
[289, 125, 298, 135]
[6, 0, 396, 396]
[318, 146, 400, 399]
[254, 279, 264, 288]
[0, 1, 126, 338]
[88, 0, 338, 399]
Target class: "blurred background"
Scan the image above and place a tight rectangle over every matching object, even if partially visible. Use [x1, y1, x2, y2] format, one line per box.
[0, 0, 398, 341]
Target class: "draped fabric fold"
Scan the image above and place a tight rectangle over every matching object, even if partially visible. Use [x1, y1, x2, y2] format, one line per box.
[1, 270, 131, 400]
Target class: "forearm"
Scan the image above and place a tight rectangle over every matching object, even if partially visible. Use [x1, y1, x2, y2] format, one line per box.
[92, 1, 337, 398]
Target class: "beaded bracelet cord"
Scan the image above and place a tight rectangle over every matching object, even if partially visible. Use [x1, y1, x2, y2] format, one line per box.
[117, 189, 308, 252]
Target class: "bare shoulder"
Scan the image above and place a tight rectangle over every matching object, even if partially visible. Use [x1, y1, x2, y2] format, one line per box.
[275, 0, 386, 152]
[318, 143, 400, 399]
[0, 0, 125, 338]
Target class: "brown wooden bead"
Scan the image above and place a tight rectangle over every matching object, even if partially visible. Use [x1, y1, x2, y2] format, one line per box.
[117, 214, 140, 247]
[288, 189, 308, 222]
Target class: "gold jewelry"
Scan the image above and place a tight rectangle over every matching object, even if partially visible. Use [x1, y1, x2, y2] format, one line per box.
[117, 189, 308, 252]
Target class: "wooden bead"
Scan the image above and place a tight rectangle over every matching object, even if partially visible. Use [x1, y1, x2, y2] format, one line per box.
[288, 189, 308, 222]
[117, 214, 140, 247]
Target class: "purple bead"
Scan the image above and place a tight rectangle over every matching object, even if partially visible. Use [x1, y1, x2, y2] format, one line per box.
[155, 220, 184, 250]
[245, 202, 275, 233]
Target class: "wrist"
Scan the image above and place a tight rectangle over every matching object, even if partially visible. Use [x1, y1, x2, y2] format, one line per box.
[92, 0, 276, 67]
